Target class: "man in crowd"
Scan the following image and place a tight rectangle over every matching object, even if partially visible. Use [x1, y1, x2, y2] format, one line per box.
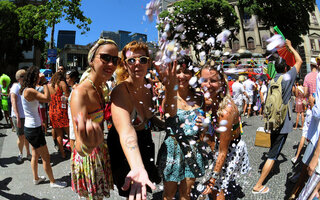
[243, 74, 256, 117]
[252, 40, 302, 194]
[11, 69, 31, 163]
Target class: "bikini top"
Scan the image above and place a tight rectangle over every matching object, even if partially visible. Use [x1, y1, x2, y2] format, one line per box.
[88, 108, 104, 125]
[124, 80, 154, 129]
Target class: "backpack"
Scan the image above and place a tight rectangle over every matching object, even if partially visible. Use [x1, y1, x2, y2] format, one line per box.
[264, 76, 290, 132]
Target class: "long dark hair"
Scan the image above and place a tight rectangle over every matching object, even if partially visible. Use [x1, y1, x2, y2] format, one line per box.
[50, 71, 66, 89]
[20, 66, 39, 94]
[66, 69, 80, 83]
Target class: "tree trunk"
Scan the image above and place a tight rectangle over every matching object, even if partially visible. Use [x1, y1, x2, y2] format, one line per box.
[50, 22, 55, 49]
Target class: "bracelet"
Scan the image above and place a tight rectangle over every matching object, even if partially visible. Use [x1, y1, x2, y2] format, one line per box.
[211, 171, 220, 180]
[80, 143, 90, 156]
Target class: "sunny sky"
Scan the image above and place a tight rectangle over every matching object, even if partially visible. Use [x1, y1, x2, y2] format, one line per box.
[45, 0, 158, 46]
[46, 0, 320, 46]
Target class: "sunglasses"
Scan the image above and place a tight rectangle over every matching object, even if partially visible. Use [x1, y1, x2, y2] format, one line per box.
[98, 54, 120, 66]
[125, 56, 149, 65]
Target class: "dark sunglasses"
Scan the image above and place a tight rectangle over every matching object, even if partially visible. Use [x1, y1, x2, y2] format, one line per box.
[125, 56, 149, 65]
[98, 54, 120, 66]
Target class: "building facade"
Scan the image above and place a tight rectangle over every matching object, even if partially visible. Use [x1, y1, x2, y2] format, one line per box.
[162, 0, 320, 77]
[100, 30, 147, 50]
[57, 30, 76, 49]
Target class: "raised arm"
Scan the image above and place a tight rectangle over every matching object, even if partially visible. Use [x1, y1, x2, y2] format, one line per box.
[286, 39, 303, 73]
[155, 61, 178, 117]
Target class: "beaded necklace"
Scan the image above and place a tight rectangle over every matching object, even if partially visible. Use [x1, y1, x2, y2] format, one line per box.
[87, 76, 104, 108]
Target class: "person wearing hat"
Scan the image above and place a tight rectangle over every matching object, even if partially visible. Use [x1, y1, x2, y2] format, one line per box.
[232, 75, 248, 116]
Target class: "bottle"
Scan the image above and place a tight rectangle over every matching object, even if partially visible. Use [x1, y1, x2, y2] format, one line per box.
[61, 92, 67, 109]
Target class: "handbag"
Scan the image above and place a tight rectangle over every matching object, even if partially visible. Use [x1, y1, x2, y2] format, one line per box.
[254, 127, 271, 148]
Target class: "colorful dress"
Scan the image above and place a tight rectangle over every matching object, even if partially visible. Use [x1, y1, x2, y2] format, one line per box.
[71, 108, 113, 200]
[1, 87, 9, 111]
[157, 108, 206, 182]
[49, 87, 68, 128]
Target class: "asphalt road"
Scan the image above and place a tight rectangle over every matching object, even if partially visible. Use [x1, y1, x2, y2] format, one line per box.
[0, 112, 304, 200]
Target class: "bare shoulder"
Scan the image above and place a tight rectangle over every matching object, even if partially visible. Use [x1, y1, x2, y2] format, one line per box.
[111, 82, 129, 102]
[71, 83, 89, 104]
[220, 98, 238, 119]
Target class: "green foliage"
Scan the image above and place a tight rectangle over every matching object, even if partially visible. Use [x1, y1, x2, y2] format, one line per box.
[45, 0, 92, 35]
[17, 4, 47, 41]
[158, 0, 239, 59]
[238, 0, 316, 46]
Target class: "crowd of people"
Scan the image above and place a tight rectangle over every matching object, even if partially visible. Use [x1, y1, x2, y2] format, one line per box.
[0, 37, 319, 200]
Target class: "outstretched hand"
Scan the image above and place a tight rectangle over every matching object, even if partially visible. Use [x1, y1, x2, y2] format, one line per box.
[74, 112, 104, 151]
[122, 167, 156, 200]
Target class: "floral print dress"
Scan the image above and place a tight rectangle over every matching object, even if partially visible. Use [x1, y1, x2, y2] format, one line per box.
[71, 109, 113, 200]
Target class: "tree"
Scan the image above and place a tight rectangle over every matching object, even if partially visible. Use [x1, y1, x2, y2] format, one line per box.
[0, 1, 24, 77]
[157, 0, 239, 60]
[44, 0, 92, 48]
[238, 0, 315, 47]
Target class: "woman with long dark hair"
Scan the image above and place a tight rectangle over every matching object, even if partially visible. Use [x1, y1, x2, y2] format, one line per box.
[20, 66, 66, 188]
[48, 71, 70, 158]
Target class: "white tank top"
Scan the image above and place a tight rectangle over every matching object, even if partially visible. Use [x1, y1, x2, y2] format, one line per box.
[21, 89, 41, 128]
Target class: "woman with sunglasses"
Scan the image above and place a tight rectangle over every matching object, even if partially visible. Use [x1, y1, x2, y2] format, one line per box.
[70, 39, 119, 200]
[107, 41, 163, 199]
[200, 61, 250, 200]
[155, 56, 207, 200]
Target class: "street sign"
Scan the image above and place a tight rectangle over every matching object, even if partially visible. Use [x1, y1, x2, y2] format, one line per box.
[47, 49, 57, 64]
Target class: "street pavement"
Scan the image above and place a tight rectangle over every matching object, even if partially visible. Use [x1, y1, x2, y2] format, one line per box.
[0, 113, 304, 200]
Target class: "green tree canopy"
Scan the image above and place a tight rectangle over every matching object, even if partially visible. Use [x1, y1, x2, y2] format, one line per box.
[238, 0, 315, 47]
[157, 0, 239, 60]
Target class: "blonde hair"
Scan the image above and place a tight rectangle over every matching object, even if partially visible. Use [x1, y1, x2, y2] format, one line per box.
[201, 61, 232, 118]
[116, 41, 150, 83]
[15, 69, 26, 81]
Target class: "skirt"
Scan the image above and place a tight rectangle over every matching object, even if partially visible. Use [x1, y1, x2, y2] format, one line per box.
[213, 139, 250, 191]
[71, 143, 113, 200]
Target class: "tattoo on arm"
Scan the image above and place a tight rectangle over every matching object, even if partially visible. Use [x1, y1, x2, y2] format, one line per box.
[126, 136, 138, 150]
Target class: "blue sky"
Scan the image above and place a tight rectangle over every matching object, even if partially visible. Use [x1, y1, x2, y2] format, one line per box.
[46, 0, 158, 46]
[46, 0, 320, 46]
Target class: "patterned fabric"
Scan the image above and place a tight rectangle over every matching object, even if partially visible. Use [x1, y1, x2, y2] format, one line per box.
[303, 71, 318, 96]
[71, 143, 113, 200]
[158, 108, 205, 182]
[297, 172, 320, 200]
[49, 87, 68, 128]
[213, 139, 250, 191]
[71, 108, 113, 200]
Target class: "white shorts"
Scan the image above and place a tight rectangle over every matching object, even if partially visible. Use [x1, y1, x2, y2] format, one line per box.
[245, 94, 253, 105]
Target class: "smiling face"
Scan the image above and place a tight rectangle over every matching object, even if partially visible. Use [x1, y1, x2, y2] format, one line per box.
[124, 49, 150, 80]
[200, 68, 223, 98]
[91, 43, 118, 82]
[177, 64, 192, 89]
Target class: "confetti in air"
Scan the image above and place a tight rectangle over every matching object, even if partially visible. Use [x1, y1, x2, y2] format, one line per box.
[145, 0, 160, 22]
[267, 34, 285, 51]
[216, 29, 231, 46]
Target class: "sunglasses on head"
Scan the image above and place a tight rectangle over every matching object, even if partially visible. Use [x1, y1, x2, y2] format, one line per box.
[125, 56, 149, 65]
[98, 54, 120, 66]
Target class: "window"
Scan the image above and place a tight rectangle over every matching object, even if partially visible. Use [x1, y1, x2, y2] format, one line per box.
[262, 35, 268, 49]
[310, 39, 316, 50]
[233, 39, 240, 52]
[247, 37, 255, 50]
[312, 12, 319, 25]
